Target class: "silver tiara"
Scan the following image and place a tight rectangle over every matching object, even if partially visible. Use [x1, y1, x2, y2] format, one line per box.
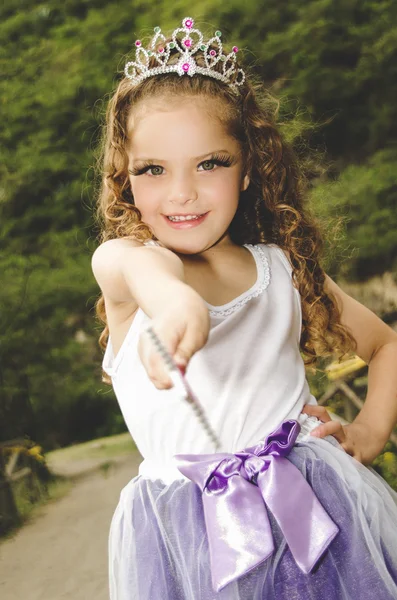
[124, 17, 245, 94]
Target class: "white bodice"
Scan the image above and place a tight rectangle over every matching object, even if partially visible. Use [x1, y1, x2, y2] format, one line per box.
[102, 243, 318, 483]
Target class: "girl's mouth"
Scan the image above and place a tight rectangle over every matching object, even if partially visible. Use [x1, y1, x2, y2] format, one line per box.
[163, 212, 209, 229]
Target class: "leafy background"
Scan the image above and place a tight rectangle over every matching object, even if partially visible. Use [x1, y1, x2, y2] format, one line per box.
[1, 1, 396, 482]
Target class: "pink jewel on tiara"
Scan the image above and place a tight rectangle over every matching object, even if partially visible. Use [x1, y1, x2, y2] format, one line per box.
[124, 16, 246, 94]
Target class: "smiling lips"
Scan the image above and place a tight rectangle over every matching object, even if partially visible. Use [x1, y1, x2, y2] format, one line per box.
[163, 212, 209, 228]
[167, 213, 205, 220]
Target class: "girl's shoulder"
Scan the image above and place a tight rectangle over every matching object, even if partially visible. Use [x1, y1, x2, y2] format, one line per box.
[143, 239, 294, 277]
[141, 239, 293, 278]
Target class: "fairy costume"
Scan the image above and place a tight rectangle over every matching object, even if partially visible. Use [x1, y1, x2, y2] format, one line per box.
[103, 242, 397, 599]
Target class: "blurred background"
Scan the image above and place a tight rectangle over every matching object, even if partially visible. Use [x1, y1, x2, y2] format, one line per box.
[1, 0, 397, 543]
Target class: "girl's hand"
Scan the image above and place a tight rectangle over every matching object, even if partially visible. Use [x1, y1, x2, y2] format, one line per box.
[137, 286, 210, 390]
[301, 405, 386, 466]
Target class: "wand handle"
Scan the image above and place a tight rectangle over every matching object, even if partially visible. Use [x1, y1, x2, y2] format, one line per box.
[145, 325, 221, 451]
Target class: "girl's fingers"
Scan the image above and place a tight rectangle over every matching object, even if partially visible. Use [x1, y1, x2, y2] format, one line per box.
[147, 365, 171, 388]
[340, 442, 354, 457]
[301, 404, 332, 422]
[138, 341, 170, 388]
[152, 377, 173, 390]
[302, 405, 351, 452]
[311, 420, 346, 443]
[174, 324, 207, 366]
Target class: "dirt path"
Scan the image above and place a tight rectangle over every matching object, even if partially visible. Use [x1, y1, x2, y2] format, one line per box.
[0, 454, 141, 600]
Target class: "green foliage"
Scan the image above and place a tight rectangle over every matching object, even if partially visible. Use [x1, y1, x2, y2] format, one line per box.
[0, 236, 122, 448]
[373, 447, 397, 491]
[309, 148, 397, 277]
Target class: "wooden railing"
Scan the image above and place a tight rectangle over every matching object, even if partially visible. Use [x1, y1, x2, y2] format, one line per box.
[317, 355, 397, 448]
[0, 439, 49, 535]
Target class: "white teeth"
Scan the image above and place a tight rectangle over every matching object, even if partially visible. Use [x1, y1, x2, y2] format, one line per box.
[167, 214, 203, 222]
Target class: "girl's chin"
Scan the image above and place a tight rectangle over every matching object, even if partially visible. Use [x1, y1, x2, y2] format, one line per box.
[157, 237, 211, 255]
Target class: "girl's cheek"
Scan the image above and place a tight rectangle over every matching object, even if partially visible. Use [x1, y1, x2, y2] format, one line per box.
[131, 183, 161, 218]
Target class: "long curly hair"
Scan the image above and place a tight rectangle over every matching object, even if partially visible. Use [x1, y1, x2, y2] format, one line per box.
[94, 31, 357, 383]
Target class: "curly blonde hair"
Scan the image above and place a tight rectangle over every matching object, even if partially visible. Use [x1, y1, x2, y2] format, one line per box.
[94, 33, 357, 383]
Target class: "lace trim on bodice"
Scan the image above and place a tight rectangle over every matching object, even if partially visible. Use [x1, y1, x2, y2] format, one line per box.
[206, 244, 270, 317]
[142, 241, 271, 318]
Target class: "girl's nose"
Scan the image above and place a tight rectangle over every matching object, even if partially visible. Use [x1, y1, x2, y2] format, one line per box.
[168, 176, 198, 205]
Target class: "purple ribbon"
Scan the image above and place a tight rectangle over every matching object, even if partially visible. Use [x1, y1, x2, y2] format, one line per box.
[174, 419, 339, 592]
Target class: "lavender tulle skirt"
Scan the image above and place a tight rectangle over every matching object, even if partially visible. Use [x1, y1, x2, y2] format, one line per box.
[108, 417, 397, 599]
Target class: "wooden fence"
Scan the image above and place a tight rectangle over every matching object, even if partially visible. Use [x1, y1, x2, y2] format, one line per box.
[318, 355, 397, 448]
[0, 439, 49, 535]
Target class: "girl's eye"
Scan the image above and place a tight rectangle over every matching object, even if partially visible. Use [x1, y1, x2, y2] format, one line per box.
[148, 165, 163, 176]
[198, 156, 234, 171]
[129, 154, 233, 177]
[128, 164, 164, 177]
[200, 160, 216, 171]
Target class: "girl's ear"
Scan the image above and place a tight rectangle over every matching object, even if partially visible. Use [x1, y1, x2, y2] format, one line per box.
[241, 174, 250, 191]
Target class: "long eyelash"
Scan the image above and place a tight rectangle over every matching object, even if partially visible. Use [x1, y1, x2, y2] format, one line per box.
[128, 161, 160, 176]
[128, 152, 234, 176]
[209, 153, 234, 168]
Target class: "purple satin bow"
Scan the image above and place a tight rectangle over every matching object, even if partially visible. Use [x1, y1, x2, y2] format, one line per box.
[174, 419, 339, 592]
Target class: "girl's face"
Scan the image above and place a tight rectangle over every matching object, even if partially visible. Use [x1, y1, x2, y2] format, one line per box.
[127, 96, 249, 255]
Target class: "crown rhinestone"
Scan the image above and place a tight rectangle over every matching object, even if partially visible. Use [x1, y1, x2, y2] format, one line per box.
[183, 17, 194, 28]
[124, 16, 245, 94]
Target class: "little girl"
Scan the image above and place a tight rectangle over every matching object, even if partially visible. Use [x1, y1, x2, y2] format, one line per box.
[92, 16, 397, 599]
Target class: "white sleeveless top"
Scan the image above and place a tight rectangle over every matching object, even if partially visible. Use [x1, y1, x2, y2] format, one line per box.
[102, 242, 318, 483]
